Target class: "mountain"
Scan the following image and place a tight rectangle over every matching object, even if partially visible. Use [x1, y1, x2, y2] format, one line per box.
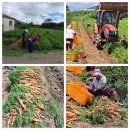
[88, 5, 98, 9]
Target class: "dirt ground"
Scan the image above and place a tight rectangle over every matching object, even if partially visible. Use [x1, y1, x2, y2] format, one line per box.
[2, 68, 11, 128]
[67, 23, 116, 64]
[3, 51, 64, 64]
[2, 67, 64, 128]
[66, 71, 127, 128]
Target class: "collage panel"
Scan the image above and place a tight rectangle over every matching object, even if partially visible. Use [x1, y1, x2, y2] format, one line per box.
[2, 2, 64, 64]
[66, 2, 128, 64]
[2, 66, 64, 128]
[66, 66, 128, 128]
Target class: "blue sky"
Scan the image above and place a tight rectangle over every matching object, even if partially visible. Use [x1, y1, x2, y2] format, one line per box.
[2, 2, 64, 25]
[67, 2, 99, 11]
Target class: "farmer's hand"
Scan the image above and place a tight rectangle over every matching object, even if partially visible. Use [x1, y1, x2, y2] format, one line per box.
[93, 88, 97, 92]
[86, 85, 93, 91]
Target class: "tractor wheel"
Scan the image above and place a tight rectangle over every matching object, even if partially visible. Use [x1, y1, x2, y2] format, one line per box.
[95, 34, 103, 50]
[93, 36, 96, 44]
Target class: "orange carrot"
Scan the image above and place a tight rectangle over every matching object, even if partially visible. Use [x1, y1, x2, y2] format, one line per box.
[7, 118, 11, 128]
[18, 99, 26, 110]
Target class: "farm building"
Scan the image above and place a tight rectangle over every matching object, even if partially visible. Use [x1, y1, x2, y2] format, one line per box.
[2, 14, 16, 31]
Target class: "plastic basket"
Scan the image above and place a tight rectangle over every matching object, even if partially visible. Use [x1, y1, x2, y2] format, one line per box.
[73, 35, 83, 45]
[66, 52, 77, 61]
[67, 82, 94, 105]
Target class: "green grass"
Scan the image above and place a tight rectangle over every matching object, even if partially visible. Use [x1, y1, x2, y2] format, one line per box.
[104, 41, 128, 64]
[118, 18, 128, 40]
[9, 66, 28, 84]
[3, 28, 64, 56]
[82, 18, 96, 32]
[46, 100, 64, 128]
[3, 84, 29, 114]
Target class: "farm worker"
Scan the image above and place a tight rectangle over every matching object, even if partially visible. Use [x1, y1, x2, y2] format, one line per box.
[22, 29, 28, 48]
[66, 25, 76, 50]
[86, 69, 118, 100]
[27, 35, 40, 53]
[92, 69, 107, 92]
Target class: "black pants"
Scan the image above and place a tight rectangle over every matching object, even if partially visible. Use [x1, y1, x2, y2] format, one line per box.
[22, 40, 26, 48]
[28, 40, 33, 53]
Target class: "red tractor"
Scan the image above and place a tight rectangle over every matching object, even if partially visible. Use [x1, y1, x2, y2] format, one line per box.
[93, 2, 128, 49]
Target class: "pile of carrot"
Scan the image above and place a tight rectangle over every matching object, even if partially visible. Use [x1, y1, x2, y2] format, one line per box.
[66, 101, 80, 128]
[90, 96, 122, 119]
[6, 68, 45, 127]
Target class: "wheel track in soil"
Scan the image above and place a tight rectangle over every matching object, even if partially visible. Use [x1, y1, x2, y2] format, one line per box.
[76, 23, 116, 64]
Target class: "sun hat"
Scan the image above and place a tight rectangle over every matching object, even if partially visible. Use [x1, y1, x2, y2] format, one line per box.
[25, 29, 28, 33]
[93, 69, 102, 76]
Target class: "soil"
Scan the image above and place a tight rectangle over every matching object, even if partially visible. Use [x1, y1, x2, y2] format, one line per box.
[2, 67, 11, 128]
[2, 66, 64, 128]
[67, 23, 116, 64]
[3, 51, 64, 64]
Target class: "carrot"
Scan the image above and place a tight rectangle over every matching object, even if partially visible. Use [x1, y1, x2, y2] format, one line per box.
[34, 122, 41, 125]
[7, 118, 11, 128]
[33, 118, 42, 123]
[70, 109, 80, 115]
[37, 104, 44, 110]
[28, 68, 38, 76]
[41, 116, 45, 119]
[12, 112, 17, 116]
[18, 99, 26, 110]
[66, 118, 77, 123]
[11, 116, 16, 126]
[67, 115, 75, 120]
[66, 125, 73, 128]
[18, 108, 22, 115]
[34, 114, 39, 119]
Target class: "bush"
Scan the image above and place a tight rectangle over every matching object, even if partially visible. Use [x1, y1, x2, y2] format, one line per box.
[104, 41, 128, 64]
[98, 66, 128, 102]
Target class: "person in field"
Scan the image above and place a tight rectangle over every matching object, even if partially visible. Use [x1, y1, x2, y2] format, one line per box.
[66, 25, 76, 50]
[22, 29, 28, 48]
[27, 35, 40, 53]
[86, 69, 118, 100]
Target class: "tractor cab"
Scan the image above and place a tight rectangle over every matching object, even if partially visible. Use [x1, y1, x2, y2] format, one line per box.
[102, 11, 117, 26]
[93, 2, 128, 48]
[96, 10, 119, 40]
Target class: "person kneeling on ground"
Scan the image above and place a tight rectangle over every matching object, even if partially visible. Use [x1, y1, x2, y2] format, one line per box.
[66, 25, 76, 50]
[27, 35, 40, 53]
[86, 69, 118, 101]
[22, 29, 28, 48]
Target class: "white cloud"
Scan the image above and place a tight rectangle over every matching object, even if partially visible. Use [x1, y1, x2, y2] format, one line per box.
[2, 2, 64, 24]
[67, 2, 99, 11]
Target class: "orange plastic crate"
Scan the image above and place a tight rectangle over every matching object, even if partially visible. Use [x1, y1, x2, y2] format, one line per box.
[73, 35, 83, 45]
[73, 66, 85, 75]
[67, 82, 94, 105]
[71, 21, 77, 29]
[66, 66, 75, 72]
[66, 52, 77, 61]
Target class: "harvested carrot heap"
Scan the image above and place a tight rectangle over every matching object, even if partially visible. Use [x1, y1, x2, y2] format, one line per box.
[3, 67, 45, 128]
[66, 100, 80, 128]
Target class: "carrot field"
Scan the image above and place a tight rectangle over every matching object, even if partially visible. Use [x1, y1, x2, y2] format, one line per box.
[3, 28, 64, 56]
